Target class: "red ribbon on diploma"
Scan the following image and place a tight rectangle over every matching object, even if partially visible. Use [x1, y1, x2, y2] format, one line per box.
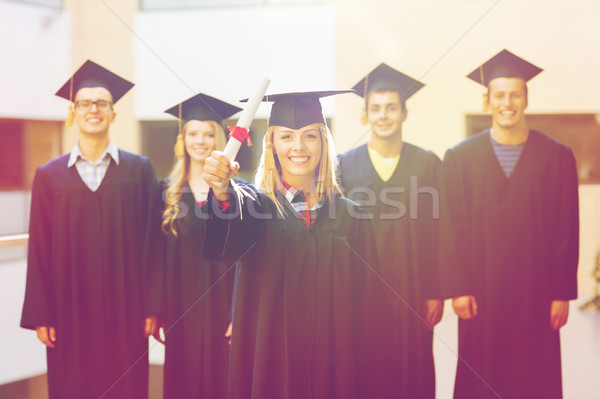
[227, 126, 252, 147]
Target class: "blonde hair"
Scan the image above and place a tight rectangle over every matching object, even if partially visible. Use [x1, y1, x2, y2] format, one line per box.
[254, 123, 341, 215]
[161, 120, 227, 235]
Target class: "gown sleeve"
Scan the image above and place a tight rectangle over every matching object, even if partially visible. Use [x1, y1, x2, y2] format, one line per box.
[203, 181, 259, 264]
[439, 149, 474, 299]
[418, 154, 442, 300]
[21, 168, 56, 330]
[549, 147, 579, 300]
[144, 174, 166, 318]
[347, 205, 394, 398]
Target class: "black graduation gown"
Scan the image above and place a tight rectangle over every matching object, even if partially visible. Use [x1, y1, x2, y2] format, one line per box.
[151, 180, 235, 399]
[439, 130, 579, 399]
[204, 183, 392, 399]
[21, 150, 159, 399]
[338, 143, 441, 399]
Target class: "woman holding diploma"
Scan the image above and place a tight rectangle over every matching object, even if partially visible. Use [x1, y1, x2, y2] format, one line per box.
[150, 93, 242, 399]
[203, 90, 392, 399]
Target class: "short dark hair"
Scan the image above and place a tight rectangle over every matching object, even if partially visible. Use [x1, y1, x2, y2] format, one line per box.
[365, 89, 407, 112]
[487, 79, 528, 99]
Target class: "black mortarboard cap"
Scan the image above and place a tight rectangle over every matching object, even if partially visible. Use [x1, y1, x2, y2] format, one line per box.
[467, 49, 543, 86]
[165, 93, 242, 123]
[352, 63, 424, 100]
[243, 89, 354, 129]
[55, 60, 134, 103]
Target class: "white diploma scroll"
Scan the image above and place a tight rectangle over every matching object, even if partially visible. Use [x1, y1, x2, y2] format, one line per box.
[223, 77, 270, 162]
[213, 77, 270, 187]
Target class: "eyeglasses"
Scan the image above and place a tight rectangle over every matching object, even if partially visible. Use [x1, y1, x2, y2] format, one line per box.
[74, 100, 113, 112]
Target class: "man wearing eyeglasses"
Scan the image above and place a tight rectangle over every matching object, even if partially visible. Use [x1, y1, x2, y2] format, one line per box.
[68, 95, 119, 190]
[21, 60, 159, 399]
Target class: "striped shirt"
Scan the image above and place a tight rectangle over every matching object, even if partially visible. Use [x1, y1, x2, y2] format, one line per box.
[279, 181, 323, 230]
[490, 134, 525, 177]
[67, 141, 119, 191]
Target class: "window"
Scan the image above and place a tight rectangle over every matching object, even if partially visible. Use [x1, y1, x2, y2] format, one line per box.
[0, 121, 24, 191]
[0, 119, 62, 191]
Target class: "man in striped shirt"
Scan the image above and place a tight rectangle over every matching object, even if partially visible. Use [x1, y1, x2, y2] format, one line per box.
[439, 50, 579, 399]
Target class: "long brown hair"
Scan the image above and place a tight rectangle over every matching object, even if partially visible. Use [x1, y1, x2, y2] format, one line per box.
[161, 120, 227, 235]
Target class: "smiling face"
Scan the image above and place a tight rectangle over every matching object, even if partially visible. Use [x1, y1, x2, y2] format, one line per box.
[487, 77, 528, 130]
[73, 87, 116, 137]
[366, 90, 407, 140]
[183, 120, 217, 164]
[272, 123, 323, 188]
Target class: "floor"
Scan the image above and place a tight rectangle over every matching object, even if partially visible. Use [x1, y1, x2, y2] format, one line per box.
[2, 257, 600, 398]
[432, 300, 600, 398]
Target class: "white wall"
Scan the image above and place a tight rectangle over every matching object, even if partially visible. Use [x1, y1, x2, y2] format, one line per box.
[0, 258, 46, 385]
[0, 192, 30, 236]
[134, 4, 337, 121]
[0, 192, 30, 261]
[332, 0, 600, 156]
[578, 186, 600, 297]
[0, 2, 71, 121]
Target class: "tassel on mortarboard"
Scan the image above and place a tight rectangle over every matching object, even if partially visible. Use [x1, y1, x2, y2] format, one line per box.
[66, 77, 74, 126]
[360, 108, 368, 125]
[360, 72, 369, 125]
[66, 104, 74, 126]
[264, 141, 276, 171]
[264, 111, 275, 170]
[174, 134, 184, 158]
[174, 103, 185, 157]
[480, 66, 489, 112]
